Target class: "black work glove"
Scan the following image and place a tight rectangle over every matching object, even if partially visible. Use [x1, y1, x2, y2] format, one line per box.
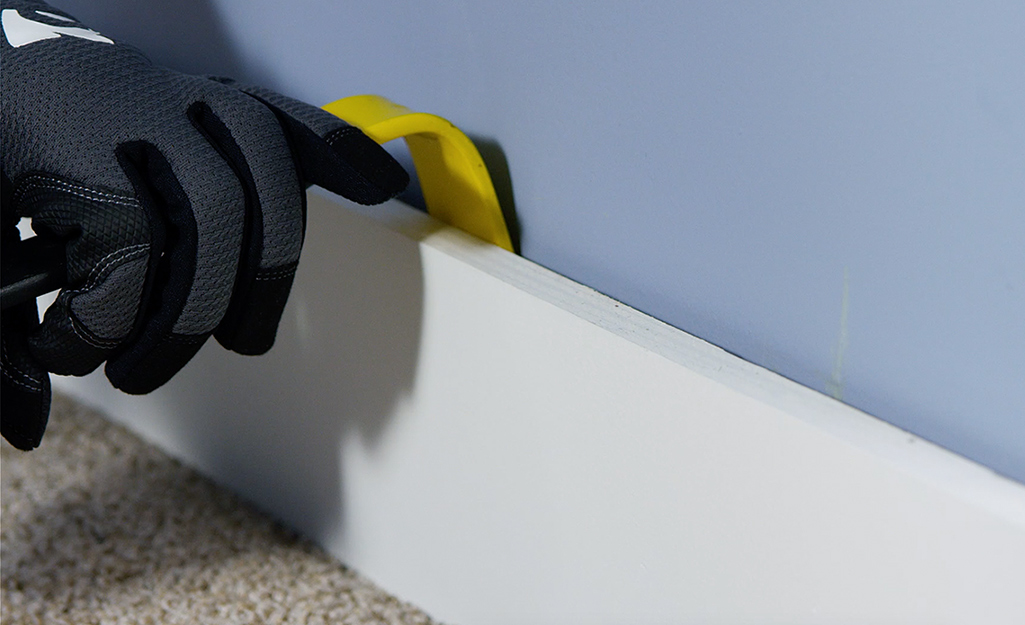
[0, 0, 409, 449]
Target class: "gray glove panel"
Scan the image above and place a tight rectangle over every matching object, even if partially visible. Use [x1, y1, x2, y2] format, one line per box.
[0, 0, 408, 449]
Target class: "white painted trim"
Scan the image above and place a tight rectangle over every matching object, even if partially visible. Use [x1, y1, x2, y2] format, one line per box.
[57, 191, 1025, 623]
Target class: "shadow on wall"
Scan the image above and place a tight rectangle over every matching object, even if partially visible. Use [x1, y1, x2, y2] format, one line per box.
[45, 0, 524, 543]
[148, 194, 425, 542]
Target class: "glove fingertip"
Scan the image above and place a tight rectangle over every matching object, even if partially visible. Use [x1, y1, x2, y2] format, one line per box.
[214, 80, 409, 203]
[214, 264, 296, 356]
[105, 333, 207, 395]
[0, 377, 51, 451]
[322, 126, 410, 204]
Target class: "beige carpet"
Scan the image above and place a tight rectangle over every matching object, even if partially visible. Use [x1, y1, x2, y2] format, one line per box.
[1, 393, 442, 625]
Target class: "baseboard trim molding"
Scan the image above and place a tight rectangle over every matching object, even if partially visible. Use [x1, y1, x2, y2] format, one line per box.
[57, 190, 1025, 623]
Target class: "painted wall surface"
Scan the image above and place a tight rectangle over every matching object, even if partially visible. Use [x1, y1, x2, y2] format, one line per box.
[56, 1, 1024, 480]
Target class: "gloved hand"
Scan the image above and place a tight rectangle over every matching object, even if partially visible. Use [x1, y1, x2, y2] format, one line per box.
[0, 0, 409, 450]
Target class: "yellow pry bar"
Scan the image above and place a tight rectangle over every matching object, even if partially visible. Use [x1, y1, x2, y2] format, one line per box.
[322, 95, 514, 252]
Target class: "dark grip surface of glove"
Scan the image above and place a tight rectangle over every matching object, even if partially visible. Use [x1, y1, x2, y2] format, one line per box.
[0, 0, 408, 450]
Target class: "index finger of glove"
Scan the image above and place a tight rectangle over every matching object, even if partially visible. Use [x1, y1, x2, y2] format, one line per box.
[211, 79, 409, 205]
[187, 94, 305, 355]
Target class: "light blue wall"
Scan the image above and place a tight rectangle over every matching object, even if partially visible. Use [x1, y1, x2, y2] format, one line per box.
[60, 1, 1025, 480]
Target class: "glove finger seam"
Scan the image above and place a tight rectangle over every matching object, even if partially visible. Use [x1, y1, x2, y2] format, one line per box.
[324, 125, 360, 148]
[66, 243, 149, 293]
[1, 345, 45, 392]
[40, 302, 121, 350]
[17, 174, 137, 205]
[14, 174, 138, 209]
[68, 315, 120, 349]
[36, 245, 147, 354]
[1, 369, 44, 392]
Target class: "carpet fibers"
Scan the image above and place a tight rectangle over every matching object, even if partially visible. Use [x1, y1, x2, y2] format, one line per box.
[1, 393, 443, 625]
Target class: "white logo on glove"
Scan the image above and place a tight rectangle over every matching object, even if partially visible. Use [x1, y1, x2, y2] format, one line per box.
[1, 9, 114, 48]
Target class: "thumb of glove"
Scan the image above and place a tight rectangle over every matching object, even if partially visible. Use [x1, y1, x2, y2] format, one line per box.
[1, 182, 50, 449]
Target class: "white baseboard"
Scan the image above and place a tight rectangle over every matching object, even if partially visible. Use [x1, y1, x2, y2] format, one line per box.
[56, 191, 1025, 624]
